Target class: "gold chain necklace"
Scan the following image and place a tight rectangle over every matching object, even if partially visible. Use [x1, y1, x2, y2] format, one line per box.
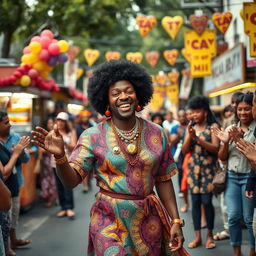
[110, 118, 142, 166]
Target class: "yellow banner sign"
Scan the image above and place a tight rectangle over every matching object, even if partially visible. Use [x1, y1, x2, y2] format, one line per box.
[166, 84, 179, 105]
[161, 16, 184, 40]
[83, 49, 100, 66]
[149, 86, 166, 112]
[126, 52, 143, 63]
[243, 2, 256, 57]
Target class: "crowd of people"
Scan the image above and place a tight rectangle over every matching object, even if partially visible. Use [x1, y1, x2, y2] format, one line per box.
[0, 59, 255, 256]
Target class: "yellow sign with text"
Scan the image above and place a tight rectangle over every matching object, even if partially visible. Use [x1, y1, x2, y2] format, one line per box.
[149, 86, 166, 111]
[243, 2, 256, 57]
[166, 84, 179, 105]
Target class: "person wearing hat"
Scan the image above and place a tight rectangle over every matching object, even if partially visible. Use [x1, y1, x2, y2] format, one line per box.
[31, 60, 187, 255]
[52, 112, 77, 219]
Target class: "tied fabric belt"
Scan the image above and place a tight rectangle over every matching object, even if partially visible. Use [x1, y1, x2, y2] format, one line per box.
[99, 188, 190, 256]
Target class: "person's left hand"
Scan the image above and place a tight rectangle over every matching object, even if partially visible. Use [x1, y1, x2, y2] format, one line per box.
[236, 138, 256, 162]
[229, 126, 244, 143]
[169, 224, 184, 252]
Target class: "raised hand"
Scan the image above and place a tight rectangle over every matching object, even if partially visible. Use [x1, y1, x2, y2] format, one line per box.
[187, 122, 196, 140]
[12, 136, 30, 156]
[229, 126, 244, 143]
[211, 126, 230, 143]
[236, 138, 256, 162]
[31, 124, 65, 157]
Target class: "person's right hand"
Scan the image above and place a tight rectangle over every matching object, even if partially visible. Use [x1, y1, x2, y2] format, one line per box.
[245, 190, 254, 199]
[31, 124, 65, 157]
[12, 136, 30, 156]
[211, 126, 230, 143]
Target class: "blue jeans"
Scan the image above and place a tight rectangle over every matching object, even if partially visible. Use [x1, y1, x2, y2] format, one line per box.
[225, 171, 255, 248]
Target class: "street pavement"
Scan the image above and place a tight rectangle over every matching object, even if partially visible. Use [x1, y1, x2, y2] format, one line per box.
[16, 177, 250, 256]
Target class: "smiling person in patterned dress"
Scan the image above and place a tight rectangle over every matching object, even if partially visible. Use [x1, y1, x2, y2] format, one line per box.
[31, 60, 189, 256]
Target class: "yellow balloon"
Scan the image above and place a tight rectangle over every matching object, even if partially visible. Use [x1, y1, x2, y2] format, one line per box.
[29, 41, 42, 54]
[21, 54, 31, 64]
[28, 53, 39, 64]
[58, 40, 69, 53]
[20, 75, 31, 87]
[33, 61, 45, 71]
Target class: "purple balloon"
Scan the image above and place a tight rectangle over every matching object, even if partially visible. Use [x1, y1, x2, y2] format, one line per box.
[57, 53, 68, 64]
[47, 55, 58, 66]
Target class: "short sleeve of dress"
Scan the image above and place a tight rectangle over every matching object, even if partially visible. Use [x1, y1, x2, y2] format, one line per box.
[155, 128, 178, 183]
[68, 130, 95, 181]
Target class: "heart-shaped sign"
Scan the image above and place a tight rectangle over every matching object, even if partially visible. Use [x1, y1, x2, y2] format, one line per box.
[156, 74, 168, 86]
[212, 12, 233, 34]
[181, 48, 191, 63]
[136, 15, 157, 37]
[105, 51, 121, 61]
[145, 51, 159, 67]
[84, 49, 100, 66]
[189, 14, 208, 35]
[161, 16, 184, 39]
[168, 72, 179, 84]
[163, 50, 178, 66]
[76, 68, 84, 80]
[126, 52, 143, 63]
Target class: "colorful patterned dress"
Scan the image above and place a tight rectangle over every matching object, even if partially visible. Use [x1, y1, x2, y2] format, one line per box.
[69, 118, 178, 256]
[187, 125, 217, 194]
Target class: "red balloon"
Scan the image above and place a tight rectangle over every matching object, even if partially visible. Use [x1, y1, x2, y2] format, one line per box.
[13, 71, 22, 79]
[24, 64, 32, 70]
[41, 36, 51, 49]
[31, 36, 41, 43]
[39, 49, 50, 61]
[9, 76, 17, 83]
[48, 43, 60, 55]
[40, 30, 54, 40]
[28, 69, 39, 79]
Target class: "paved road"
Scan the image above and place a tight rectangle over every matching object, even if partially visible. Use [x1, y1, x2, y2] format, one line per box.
[16, 177, 250, 256]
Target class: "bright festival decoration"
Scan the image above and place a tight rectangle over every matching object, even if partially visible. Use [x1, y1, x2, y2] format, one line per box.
[181, 48, 192, 63]
[189, 14, 208, 35]
[105, 51, 121, 61]
[161, 16, 184, 40]
[84, 49, 100, 66]
[212, 12, 233, 34]
[163, 50, 178, 66]
[136, 15, 157, 37]
[243, 2, 256, 57]
[126, 52, 143, 63]
[145, 51, 159, 67]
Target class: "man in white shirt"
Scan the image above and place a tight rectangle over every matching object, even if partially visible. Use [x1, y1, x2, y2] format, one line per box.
[163, 111, 179, 133]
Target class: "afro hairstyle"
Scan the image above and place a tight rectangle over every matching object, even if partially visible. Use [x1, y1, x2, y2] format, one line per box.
[87, 60, 153, 115]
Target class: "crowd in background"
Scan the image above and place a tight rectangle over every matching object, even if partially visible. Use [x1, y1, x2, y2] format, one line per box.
[0, 89, 256, 256]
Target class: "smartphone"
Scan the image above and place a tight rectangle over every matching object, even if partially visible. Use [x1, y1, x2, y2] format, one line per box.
[190, 119, 196, 126]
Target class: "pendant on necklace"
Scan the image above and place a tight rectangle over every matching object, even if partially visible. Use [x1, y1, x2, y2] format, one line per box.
[126, 143, 137, 155]
[112, 146, 121, 155]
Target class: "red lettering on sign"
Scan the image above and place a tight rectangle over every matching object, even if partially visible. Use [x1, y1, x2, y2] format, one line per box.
[175, 21, 180, 26]
[250, 13, 256, 25]
[201, 40, 208, 49]
[192, 40, 199, 49]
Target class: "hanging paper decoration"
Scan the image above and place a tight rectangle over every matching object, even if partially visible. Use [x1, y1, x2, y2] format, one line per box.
[212, 12, 233, 34]
[155, 73, 168, 86]
[163, 50, 178, 66]
[181, 48, 191, 63]
[184, 29, 216, 77]
[136, 15, 157, 37]
[189, 14, 208, 35]
[168, 72, 179, 84]
[126, 52, 143, 63]
[243, 2, 256, 57]
[149, 86, 166, 112]
[166, 84, 179, 105]
[161, 16, 184, 39]
[105, 51, 121, 61]
[145, 51, 159, 67]
[83, 49, 100, 66]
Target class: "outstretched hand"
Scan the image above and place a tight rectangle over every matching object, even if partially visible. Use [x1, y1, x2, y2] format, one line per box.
[236, 138, 256, 162]
[12, 136, 30, 156]
[31, 124, 65, 157]
[211, 126, 230, 143]
[229, 126, 244, 143]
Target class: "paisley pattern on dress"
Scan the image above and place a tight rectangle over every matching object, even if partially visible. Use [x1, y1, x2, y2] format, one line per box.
[69, 118, 178, 256]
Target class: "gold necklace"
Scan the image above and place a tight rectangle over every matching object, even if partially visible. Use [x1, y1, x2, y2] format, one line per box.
[110, 118, 142, 166]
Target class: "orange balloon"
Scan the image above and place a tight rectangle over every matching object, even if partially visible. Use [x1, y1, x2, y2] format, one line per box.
[136, 15, 157, 37]
[105, 51, 121, 61]
[161, 16, 183, 39]
[126, 52, 143, 64]
[163, 50, 178, 66]
[212, 12, 232, 34]
[83, 49, 100, 66]
[145, 51, 159, 67]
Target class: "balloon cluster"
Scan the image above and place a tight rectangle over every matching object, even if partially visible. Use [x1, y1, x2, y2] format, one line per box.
[0, 29, 69, 91]
[69, 88, 87, 102]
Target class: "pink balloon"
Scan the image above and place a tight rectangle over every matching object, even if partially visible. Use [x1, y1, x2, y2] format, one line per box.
[39, 49, 50, 61]
[40, 36, 51, 49]
[28, 69, 39, 79]
[40, 30, 54, 40]
[23, 46, 31, 54]
[13, 71, 22, 79]
[48, 43, 60, 55]
[31, 36, 41, 43]
[51, 39, 58, 44]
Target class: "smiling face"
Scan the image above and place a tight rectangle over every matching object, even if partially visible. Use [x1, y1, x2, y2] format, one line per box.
[0, 116, 11, 137]
[237, 102, 253, 125]
[108, 80, 138, 121]
[192, 109, 207, 124]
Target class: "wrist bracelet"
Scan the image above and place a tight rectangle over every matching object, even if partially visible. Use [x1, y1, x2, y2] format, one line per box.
[54, 155, 68, 165]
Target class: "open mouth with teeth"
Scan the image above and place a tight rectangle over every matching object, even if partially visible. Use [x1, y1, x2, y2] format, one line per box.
[118, 103, 132, 112]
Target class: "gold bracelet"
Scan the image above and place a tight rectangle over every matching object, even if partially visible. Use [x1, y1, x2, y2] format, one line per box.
[54, 155, 68, 165]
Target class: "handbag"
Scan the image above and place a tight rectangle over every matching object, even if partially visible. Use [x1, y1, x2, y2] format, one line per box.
[212, 163, 227, 195]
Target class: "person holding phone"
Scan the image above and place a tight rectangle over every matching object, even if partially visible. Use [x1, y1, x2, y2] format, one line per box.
[182, 96, 220, 250]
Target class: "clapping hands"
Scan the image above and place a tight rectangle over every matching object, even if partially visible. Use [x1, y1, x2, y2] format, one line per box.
[211, 126, 230, 143]
[12, 136, 30, 156]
